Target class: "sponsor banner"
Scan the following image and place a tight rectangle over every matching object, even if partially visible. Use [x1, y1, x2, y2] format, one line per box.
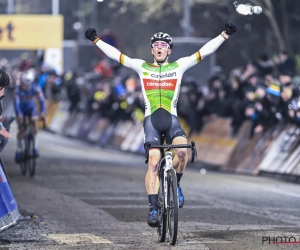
[259, 126, 298, 173]
[282, 146, 300, 174]
[44, 100, 60, 128]
[77, 113, 100, 139]
[99, 122, 117, 145]
[129, 122, 144, 152]
[0, 15, 63, 49]
[190, 118, 238, 166]
[102, 121, 122, 147]
[87, 118, 110, 143]
[48, 101, 70, 134]
[120, 121, 143, 152]
[235, 132, 269, 174]
[0, 166, 7, 183]
[227, 123, 283, 175]
[47, 100, 300, 177]
[64, 113, 85, 138]
[291, 159, 300, 176]
[143, 79, 177, 91]
[111, 120, 134, 147]
[0, 188, 8, 218]
[268, 131, 298, 173]
[44, 48, 63, 75]
[0, 160, 17, 216]
[274, 127, 300, 174]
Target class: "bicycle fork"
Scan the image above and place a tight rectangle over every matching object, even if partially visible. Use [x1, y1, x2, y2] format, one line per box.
[163, 151, 177, 208]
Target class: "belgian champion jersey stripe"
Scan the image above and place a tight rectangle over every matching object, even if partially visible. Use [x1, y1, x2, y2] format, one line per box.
[119, 54, 125, 65]
[196, 51, 201, 62]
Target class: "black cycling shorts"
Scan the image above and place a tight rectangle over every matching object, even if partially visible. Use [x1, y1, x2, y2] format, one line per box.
[143, 108, 186, 146]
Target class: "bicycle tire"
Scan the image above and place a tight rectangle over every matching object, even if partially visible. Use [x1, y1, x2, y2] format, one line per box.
[157, 166, 167, 242]
[19, 154, 27, 176]
[167, 169, 178, 245]
[27, 134, 36, 177]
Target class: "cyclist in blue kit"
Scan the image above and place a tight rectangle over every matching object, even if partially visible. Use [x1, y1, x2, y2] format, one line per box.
[14, 70, 46, 163]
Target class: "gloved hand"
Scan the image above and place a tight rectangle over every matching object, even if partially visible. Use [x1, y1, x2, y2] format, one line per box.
[225, 21, 237, 35]
[0, 123, 10, 139]
[85, 28, 98, 41]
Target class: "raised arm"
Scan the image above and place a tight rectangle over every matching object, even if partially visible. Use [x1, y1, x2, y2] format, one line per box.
[177, 21, 237, 73]
[85, 28, 143, 74]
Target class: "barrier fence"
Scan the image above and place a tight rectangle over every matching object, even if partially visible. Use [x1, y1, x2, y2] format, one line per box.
[0, 93, 20, 232]
[0, 158, 20, 232]
[46, 100, 300, 182]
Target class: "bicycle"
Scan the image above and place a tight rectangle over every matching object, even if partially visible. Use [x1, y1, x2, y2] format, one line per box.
[18, 117, 45, 177]
[145, 139, 197, 245]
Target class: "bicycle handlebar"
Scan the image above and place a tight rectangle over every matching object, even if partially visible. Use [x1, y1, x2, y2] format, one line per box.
[21, 116, 47, 129]
[148, 144, 193, 149]
[144, 141, 198, 164]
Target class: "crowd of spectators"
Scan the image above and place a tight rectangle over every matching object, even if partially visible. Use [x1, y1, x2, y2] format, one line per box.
[196, 50, 300, 138]
[2, 49, 300, 140]
[63, 50, 299, 139]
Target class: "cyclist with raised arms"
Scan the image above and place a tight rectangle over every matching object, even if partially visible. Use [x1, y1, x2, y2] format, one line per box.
[85, 21, 237, 227]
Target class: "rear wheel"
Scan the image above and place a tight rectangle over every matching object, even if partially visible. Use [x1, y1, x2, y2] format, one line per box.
[19, 153, 27, 176]
[19, 137, 27, 176]
[157, 167, 167, 242]
[167, 169, 178, 245]
[27, 135, 36, 177]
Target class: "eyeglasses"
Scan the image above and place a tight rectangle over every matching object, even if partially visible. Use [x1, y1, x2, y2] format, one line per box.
[152, 41, 169, 48]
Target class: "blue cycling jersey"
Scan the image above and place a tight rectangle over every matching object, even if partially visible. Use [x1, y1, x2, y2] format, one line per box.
[14, 84, 46, 116]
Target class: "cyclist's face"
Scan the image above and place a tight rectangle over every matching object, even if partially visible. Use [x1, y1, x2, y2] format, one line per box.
[151, 41, 171, 62]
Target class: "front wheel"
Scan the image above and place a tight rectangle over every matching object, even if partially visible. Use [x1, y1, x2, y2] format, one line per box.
[167, 169, 178, 245]
[157, 167, 167, 242]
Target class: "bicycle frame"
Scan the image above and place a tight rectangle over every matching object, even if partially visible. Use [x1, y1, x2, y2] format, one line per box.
[163, 151, 175, 209]
[146, 141, 198, 208]
[146, 141, 197, 245]
[24, 121, 34, 143]
[18, 117, 37, 177]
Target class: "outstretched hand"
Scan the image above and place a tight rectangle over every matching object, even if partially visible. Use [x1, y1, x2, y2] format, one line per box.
[85, 28, 98, 41]
[225, 21, 237, 35]
[0, 127, 10, 139]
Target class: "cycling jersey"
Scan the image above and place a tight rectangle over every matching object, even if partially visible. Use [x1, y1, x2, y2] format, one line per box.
[94, 32, 228, 118]
[14, 84, 46, 117]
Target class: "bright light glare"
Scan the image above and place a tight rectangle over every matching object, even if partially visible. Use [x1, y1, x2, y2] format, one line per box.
[73, 22, 82, 30]
[97, 0, 104, 2]
[252, 6, 262, 14]
[236, 4, 251, 15]
[234, 2, 263, 15]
